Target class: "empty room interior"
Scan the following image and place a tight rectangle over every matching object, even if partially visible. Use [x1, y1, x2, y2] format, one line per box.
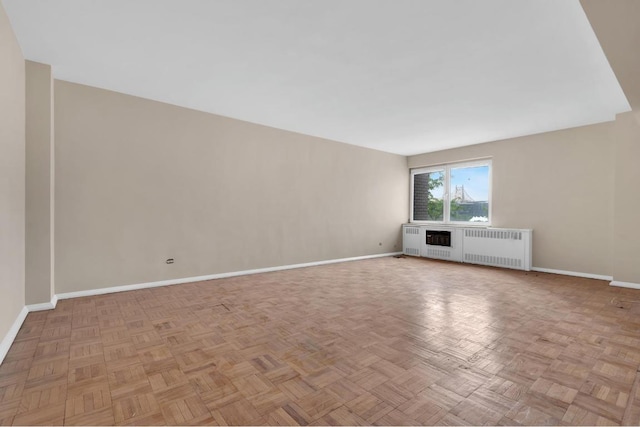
[1, 0, 640, 426]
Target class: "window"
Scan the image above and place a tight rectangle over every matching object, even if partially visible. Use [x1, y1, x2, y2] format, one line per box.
[411, 159, 491, 224]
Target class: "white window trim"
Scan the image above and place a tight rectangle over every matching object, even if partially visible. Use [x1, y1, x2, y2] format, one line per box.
[410, 159, 492, 226]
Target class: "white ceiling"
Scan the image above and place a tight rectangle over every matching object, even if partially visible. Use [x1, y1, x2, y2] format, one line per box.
[3, 0, 630, 156]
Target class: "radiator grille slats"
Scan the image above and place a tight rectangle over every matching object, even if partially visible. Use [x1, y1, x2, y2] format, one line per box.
[405, 247, 420, 256]
[464, 253, 522, 268]
[427, 248, 451, 258]
[462, 227, 531, 271]
[405, 227, 420, 235]
[464, 229, 522, 240]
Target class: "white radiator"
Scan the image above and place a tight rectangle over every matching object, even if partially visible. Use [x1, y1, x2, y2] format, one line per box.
[402, 225, 422, 256]
[462, 228, 532, 271]
[401, 225, 532, 271]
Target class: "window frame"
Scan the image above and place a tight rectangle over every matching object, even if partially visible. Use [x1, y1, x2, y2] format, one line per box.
[410, 159, 492, 226]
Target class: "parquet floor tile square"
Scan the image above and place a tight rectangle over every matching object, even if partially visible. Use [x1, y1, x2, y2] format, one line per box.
[108, 364, 152, 400]
[304, 367, 345, 390]
[17, 382, 66, 413]
[324, 378, 366, 403]
[3, 339, 38, 362]
[346, 367, 390, 390]
[148, 367, 189, 393]
[265, 404, 308, 426]
[112, 392, 161, 425]
[572, 391, 627, 423]
[158, 394, 214, 426]
[174, 348, 217, 373]
[67, 361, 107, 385]
[529, 377, 579, 405]
[0, 359, 33, 377]
[277, 376, 316, 401]
[11, 402, 65, 426]
[201, 391, 243, 412]
[154, 383, 198, 405]
[263, 364, 300, 385]
[503, 401, 562, 425]
[210, 398, 262, 425]
[0, 403, 17, 426]
[103, 342, 140, 369]
[467, 387, 517, 416]
[449, 398, 504, 425]
[512, 392, 569, 422]
[33, 339, 70, 363]
[1, 257, 640, 425]
[315, 405, 369, 426]
[623, 402, 640, 425]
[15, 323, 44, 342]
[372, 408, 419, 426]
[65, 381, 111, 419]
[0, 373, 27, 404]
[562, 404, 618, 425]
[344, 392, 394, 423]
[247, 389, 290, 416]
[219, 360, 259, 379]
[439, 369, 489, 397]
[416, 382, 466, 411]
[37, 325, 71, 344]
[370, 380, 414, 407]
[294, 388, 342, 420]
[69, 342, 103, 361]
[231, 373, 274, 398]
[24, 359, 68, 391]
[65, 406, 115, 426]
[396, 394, 447, 425]
[70, 325, 101, 343]
[138, 345, 173, 364]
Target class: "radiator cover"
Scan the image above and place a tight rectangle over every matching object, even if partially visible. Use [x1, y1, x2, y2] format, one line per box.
[402, 225, 422, 257]
[462, 228, 532, 271]
[402, 225, 532, 271]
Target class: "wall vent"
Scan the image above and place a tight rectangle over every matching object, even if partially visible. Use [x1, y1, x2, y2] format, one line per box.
[464, 229, 522, 240]
[427, 248, 451, 258]
[405, 247, 420, 256]
[464, 253, 522, 268]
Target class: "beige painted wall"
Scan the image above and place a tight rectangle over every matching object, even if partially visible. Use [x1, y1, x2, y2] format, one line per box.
[54, 80, 408, 293]
[408, 122, 615, 276]
[0, 4, 25, 338]
[581, 0, 640, 284]
[612, 112, 640, 283]
[26, 61, 55, 305]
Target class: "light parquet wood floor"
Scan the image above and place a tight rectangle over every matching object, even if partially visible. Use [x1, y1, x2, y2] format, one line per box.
[2, 256, 640, 425]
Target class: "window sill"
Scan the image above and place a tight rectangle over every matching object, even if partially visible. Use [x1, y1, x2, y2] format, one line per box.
[407, 222, 492, 228]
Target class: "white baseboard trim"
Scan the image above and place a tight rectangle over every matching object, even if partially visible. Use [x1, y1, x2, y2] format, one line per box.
[0, 306, 29, 366]
[609, 280, 640, 290]
[531, 267, 613, 281]
[26, 294, 58, 312]
[57, 252, 403, 300]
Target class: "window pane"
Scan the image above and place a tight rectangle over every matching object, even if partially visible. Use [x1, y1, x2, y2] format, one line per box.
[449, 165, 489, 222]
[413, 170, 444, 221]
